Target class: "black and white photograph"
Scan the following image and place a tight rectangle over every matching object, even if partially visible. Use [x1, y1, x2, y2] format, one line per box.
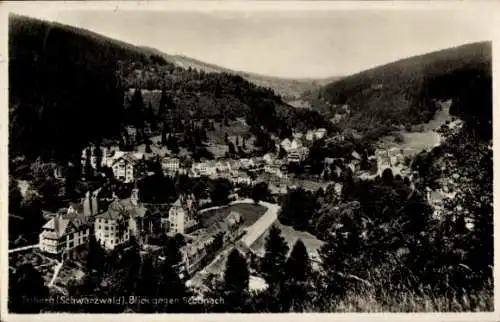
[3, 1, 497, 317]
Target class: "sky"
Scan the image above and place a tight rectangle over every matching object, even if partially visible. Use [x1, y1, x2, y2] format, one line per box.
[10, 6, 495, 78]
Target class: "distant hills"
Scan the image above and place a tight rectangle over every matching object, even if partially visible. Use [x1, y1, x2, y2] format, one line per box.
[8, 14, 331, 162]
[142, 46, 340, 102]
[302, 41, 492, 139]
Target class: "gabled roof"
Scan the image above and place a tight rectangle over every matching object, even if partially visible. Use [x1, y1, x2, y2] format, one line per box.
[41, 211, 89, 238]
[112, 153, 143, 166]
[96, 198, 147, 221]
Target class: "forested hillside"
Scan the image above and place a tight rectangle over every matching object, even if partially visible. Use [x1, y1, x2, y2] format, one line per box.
[142, 47, 340, 102]
[9, 15, 330, 163]
[303, 42, 492, 140]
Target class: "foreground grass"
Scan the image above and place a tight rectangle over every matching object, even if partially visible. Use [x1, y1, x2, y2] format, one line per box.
[301, 287, 494, 312]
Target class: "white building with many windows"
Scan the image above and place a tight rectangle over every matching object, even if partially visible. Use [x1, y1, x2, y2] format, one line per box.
[39, 210, 91, 257]
[168, 194, 199, 234]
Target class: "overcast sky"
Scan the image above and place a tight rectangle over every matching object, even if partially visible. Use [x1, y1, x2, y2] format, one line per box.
[10, 7, 495, 78]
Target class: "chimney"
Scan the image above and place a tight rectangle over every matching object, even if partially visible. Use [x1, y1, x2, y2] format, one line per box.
[83, 191, 92, 217]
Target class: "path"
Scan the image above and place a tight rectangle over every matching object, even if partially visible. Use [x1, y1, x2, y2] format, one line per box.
[187, 200, 280, 288]
[48, 260, 64, 287]
[8, 244, 39, 254]
[198, 198, 254, 214]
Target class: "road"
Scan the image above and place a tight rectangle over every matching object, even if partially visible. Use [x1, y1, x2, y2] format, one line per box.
[240, 201, 279, 248]
[187, 200, 280, 288]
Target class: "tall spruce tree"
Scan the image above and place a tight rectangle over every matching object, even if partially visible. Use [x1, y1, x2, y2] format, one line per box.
[157, 237, 188, 313]
[147, 100, 156, 132]
[130, 88, 145, 128]
[260, 225, 290, 312]
[283, 239, 311, 311]
[223, 248, 250, 312]
[157, 87, 167, 121]
[261, 226, 288, 283]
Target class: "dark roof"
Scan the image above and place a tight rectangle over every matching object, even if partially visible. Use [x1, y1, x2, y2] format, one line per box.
[96, 198, 147, 221]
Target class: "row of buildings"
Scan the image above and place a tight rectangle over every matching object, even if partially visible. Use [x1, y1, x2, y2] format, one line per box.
[81, 145, 293, 184]
[80, 127, 325, 183]
[38, 182, 250, 280]
[38, 185, 202, 256]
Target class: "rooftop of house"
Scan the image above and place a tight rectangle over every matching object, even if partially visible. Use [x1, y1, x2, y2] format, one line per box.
[41, 211, 90, 239]
[172, 194, 197, 208]
[112, 152, 143, 166]
[96, 198, 147, 221]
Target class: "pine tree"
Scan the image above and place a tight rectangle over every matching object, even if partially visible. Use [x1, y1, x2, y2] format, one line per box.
[285, 239, 310, 282]
[223, 248, 249, 312]
[84, 147, 93, 179]
[259, 225, 290, 312]
[147, 101, 156, 132]
[157, 87, 168, 120]
[283, 239, 311, 311]
[9, 263, 49, 313]
[94, 144, 103, 172]
[158, 237, 188, 312]
[261, 225, 289, 289]
[130, 88, 145, 128]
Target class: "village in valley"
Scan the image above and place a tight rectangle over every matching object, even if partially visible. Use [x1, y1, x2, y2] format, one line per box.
[7, 11, 493, 314]
[9, 96, 462, 298]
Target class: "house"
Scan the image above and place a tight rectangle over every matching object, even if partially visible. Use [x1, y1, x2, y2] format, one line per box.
[39, 210, 91, 258]
[168, 194, 199, 234]
[287, 147, 309, 163]
[314, 128, 327, 140]
[112, 153, 146, 183]
[230, 172, 252, 185]
[125, 126, 137, 143]
[239, 158, 255, 169]
[192, 161, 217, 177]
[263, 153, 276, 164]
[264, 163, 280, 175]
[180, 211, 244, 277]
[181, 236, 216, 277]
[281, 137, 305, 155]
[216, 160, 231, 173]
[94, 187, 149, 249]
[280, 138, 293, 152]
[162, 157, 180, 174]
[227, 159, 241, 171]
[251, 157, 265, 169]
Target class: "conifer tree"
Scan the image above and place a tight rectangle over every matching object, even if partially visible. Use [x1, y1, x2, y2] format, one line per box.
[157, 87, 168, 120]
[261, 225, 289, 289]
[147, 101, 156, 131]
[223, 248, 249, 312]
[130, 88, 145, 128]
[283, 239, 311, 311]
